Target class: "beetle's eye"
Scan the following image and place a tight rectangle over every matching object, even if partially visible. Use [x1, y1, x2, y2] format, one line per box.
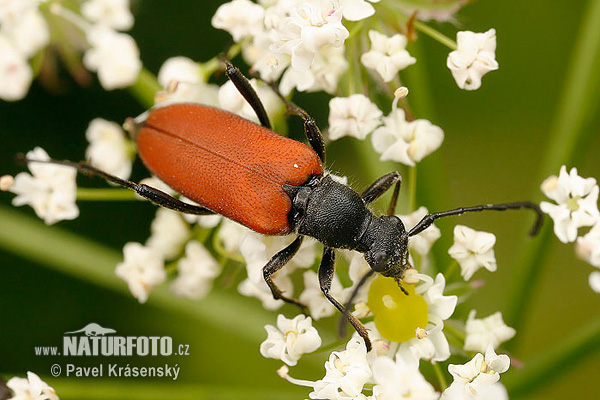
[371, 250, 389, 271]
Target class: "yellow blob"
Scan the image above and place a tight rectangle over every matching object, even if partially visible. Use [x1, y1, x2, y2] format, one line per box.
[367, 276, 428, 342]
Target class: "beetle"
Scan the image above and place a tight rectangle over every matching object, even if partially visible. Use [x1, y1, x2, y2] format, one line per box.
[19, 61, 543, 350]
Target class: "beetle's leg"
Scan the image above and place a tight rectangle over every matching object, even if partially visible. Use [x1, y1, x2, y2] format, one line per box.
[260, 79, 325, 163]
[223, 61, 272, 129]
[263, 236, 308, 312]
[408, 201, 544, 237]
[361, 171, 402, 215]
[319, 247, 372, 351]
[16, 155, 214, 215]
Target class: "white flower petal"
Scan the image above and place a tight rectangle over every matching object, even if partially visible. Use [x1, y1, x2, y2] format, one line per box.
[260, 314, 321, 366]
[85, 118, 132, 179]
[170, 241, 220, 299]
[328, 94, 382, 140]
[447, 29, 498, 91]
[115, 242, 166, 303]
[448, 225, 497, 280]
[10, 147, 79, 224]
[589, 271, 600, 293]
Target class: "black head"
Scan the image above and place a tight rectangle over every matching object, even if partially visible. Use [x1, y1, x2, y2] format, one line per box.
[363, 215, 411, 279]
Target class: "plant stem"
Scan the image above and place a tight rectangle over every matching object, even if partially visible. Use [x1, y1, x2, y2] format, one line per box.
[199, 42, 243, 81]
[432, 362, 448, 391]
[503, 315, 600, 397]
[507, 0, 600, 339]
[76, 188, 138, 201]
[444, 260, 458, 281]
[128, 67, 162, 108]
[411, 20, 456, 50]
[408, 166, 417, 212]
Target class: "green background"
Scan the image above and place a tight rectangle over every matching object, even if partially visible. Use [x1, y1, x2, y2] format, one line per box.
[1, 0, 599, 399]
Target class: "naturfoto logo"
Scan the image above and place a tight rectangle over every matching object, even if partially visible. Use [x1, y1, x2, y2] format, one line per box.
[62, 323, 173, 356]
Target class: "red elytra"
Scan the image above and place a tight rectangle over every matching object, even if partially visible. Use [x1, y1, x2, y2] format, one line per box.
[136, 103, 323, 235]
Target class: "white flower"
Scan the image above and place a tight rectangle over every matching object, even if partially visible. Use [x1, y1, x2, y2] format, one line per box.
[6, 371, 59, 400]
[157, 56, 200, 87]
[371, 108, 443, 166]
[393, 273, 456, 364]
[270, 2, 349, 71]
[83, 26, 141, 90]
[211, 0, 265, 42]
[115, 242, 166, 303]
[337, 0, 380, 21]
[464, 310, 516, 353]
[0, 0, 36, 27]
[540, 166, 600, 243]
[448, 225, 497, 280]
[447, 29, 498, 90]
[81, 0, 134, 31]
[361, 30, 416, 82]
[299, 269, 344, 319]
[328, 94, 382, 140]
[341, 250, 376, 305]
[238, 274, 294, 310]
[10, 147, 79, 225]
[239, 231, 316, 283]
[0, 174, 13, 191]
[170, 241, 220, 299]
[371, 355, 438, 400]
[420, 273, 457, 322]
[443, 345, 510, 399]
[397, 328, 451, 364]
[280, 45, 348, 95]
[85, 118, 132, 179]
[441, 382, 508, 400]
[351, 321, 389, 358]
[398, 207, 441, 255]
[218, 219, 252, 254]
[576, 224, 600, 267]
[243, 30, 290, 82]
[310, 338, 371, 400]
[2, 6, 49, 58]
[146, 208, 190, 260]
[0, 34, 33, 101]
[218, 78, 282, 124]
[156, 56, 220, 106]
[589, 271, 600, 293]
[260, 314, 322, 366]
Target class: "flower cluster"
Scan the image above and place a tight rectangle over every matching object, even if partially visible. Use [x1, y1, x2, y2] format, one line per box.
[0, 0, 47, 100]
[4, 1, 590, 399]
[277, 333, 511, 400]
[3, 371, 59, 400]
[541, 166, 600, 292]
[0, 0, 140, 101]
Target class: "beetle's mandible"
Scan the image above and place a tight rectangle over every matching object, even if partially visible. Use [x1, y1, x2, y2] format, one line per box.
[18, 62, 543, 351]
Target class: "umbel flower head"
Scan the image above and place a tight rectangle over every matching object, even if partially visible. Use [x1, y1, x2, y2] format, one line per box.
[9, 147, 79, 225]
[447, 29, 498, 90]
[6, 371, 59, 400]
[361, 30, 416, 82]
[260, 314, 321, 366]
[448, 225, 497, 280]
[541, 166, 600, 243]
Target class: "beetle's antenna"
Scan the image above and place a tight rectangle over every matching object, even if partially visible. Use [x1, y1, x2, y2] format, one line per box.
[338, 269, 376, 338]
[408, 201, 544, 237]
